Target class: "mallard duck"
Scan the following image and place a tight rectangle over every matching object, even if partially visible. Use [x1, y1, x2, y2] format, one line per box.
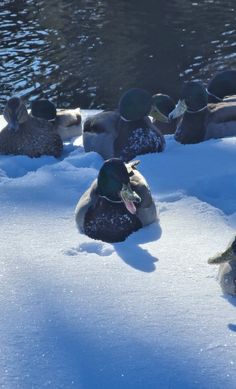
[207, 70, 236, 103]
[83, 88, 165, 162]
[150, 93, 177, 135]
[31, 99, 82, 142]
[75, 158, 157, 243]
[1, 96, 63, 158]
[169, 81, 236, 144]
[208, 236, 236, 296]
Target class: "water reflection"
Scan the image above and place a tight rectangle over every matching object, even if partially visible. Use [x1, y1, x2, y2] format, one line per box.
[0, 0, 236, 110]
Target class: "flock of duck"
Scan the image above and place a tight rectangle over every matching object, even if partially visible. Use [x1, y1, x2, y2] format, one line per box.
[2, 69, 236, 296]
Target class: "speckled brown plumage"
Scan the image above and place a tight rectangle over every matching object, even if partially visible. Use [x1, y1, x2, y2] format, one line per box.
[1, 97, 63, 158]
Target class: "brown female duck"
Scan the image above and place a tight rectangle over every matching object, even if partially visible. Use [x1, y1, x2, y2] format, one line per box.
[1, 96, 63, 157]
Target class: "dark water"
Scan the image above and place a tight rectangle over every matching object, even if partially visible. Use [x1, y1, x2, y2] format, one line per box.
[0, 0, 236, 111]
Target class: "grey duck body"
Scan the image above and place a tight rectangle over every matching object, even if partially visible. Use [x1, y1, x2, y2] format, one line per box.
[83, 111, 119, 160]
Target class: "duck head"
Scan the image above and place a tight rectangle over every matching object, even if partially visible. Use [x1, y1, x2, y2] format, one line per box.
[31, 99, 57, 121]
[150, 93, 175, 123]
[207, 70, 236, 103]
[118, 88, 152, 121]
[169, 81, 208, 120]
[97, 158, 141, 214]
[4, 96, 29, 132]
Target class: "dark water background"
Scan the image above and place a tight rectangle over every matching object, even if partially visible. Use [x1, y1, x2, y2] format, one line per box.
[0, 0, 236, 111]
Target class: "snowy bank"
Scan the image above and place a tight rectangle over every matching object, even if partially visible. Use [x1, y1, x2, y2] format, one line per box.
[0, 112, 236, 388]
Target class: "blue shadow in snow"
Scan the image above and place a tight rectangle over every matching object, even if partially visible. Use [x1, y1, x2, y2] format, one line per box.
[6, 262, 226, 389]
[114, 221, 162, 273]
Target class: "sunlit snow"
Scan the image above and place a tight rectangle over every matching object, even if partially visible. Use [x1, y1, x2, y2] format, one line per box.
[0, 112, 236, 389]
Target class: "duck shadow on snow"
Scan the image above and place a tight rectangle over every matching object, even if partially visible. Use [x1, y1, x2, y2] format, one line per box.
[114, 221, 162, 273]
[69, 221, 161, 273]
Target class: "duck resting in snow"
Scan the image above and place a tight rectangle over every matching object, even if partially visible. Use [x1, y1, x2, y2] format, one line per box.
[83, 88, 165, 162]
[169, 81, 236, 144]
[31, 98, 82, 142]
[75, 158, 157, 243]
[1, 96, 63, 158]
[208, 236, 236, 296]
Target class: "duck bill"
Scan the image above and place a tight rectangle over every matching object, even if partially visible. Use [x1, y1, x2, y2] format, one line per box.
[120, 184, 141, 215]
[168, 99, 187, 120]
[150, 106, 169, 123]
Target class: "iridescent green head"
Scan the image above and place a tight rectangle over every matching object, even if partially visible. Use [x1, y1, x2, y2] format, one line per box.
[119, 88, 152, 121]
[207, 70, 236, 102]
[97, 158, 141, 214]
[169, 81, 208, 119]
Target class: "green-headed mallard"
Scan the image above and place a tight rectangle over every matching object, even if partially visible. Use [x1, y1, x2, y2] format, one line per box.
[75, 158, 157, 243]
[1, 96, 63, 158]
[150, 93, 177, 135]
[31, 99, 82, 142]
[83, 88, 165, 162]
[208, 236, 236, 296]
[207, 70, 236, 103]
[169, 81, 236, 144]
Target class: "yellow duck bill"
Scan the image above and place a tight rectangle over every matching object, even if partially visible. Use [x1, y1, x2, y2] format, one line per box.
[150, 106, 169, 123]
[120, 184, 141, 215]
[168, 99, 187, 120]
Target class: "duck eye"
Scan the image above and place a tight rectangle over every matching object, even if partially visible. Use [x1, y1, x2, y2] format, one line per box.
[128, 171, 134, 177]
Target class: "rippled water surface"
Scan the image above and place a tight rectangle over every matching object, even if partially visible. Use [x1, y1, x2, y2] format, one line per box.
[0, 0, 236, 110]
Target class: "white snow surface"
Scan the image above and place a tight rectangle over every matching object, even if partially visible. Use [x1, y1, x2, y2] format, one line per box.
[1, 111, 236, 389]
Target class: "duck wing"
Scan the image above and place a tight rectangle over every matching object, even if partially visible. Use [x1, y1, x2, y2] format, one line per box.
[75, 179, 98, 233]
[207, 101, 236, 123]
[130, 170, 157, 226]
[223, 94, 236, 103]
[205, 102, 236, 140]
[55, 108, 82, 141]
[56, 107, 81, 127]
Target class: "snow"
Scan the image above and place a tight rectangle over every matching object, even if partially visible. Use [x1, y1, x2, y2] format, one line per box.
[1, 111, 236, 389]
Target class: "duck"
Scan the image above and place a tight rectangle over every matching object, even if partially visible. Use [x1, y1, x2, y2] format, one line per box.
[1, 96, 63, 158]
[208, 236, 236, 296]
[150, 93, 178, 135]
[75, 158, 157, 243]
[168, 81, 236, 144]
[31, 98, 82, 142]
[83, 88, 165, 162]
[207, 70, 236, 103]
